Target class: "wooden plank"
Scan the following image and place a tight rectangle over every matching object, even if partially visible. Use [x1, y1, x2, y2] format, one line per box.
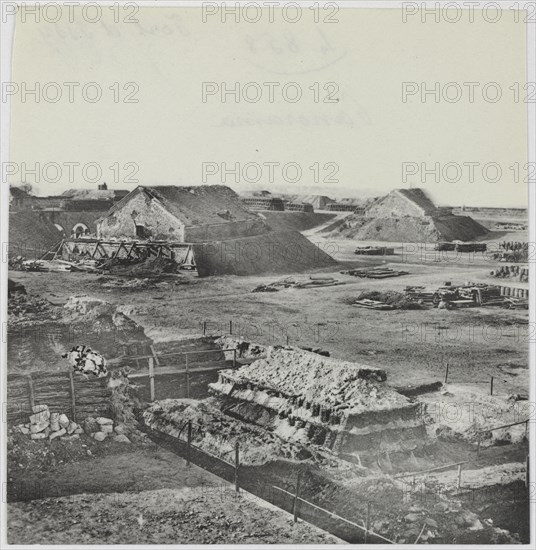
[90, 242, 100, 259]
[150, 345, 161, 367]
[185, 354, 190, 399]
[128, 360, 234, 379]
[149, 358, 155, 402]
[69, 370, 77, 422]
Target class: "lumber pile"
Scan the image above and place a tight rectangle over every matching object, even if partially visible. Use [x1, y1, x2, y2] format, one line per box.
[252, 275, 343, 292]
[342, 267, 409, 279]
[353, 290, 425, 310]
[354, 246, 395, 256]
[352, 299, 394, 310]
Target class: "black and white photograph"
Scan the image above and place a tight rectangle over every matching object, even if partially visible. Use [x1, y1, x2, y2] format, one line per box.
[1, 1, 534, 547]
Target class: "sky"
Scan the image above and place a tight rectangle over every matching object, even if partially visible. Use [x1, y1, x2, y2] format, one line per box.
[7, 5, 529, 207]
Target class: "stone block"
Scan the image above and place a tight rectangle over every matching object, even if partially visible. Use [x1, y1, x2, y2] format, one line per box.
[50, 428, 66, 440]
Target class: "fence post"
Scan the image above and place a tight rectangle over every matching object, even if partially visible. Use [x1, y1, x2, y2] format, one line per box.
[69, 370, 77, 422]
[150, 345, 160, 367]
[185, 354, 190, 399]
[229, 320, 233, 335]
[148, 357, 155, 402]
[203, 321, 207, 336]
[232, 348, 236, 368]
[293, 469, 302, 523]
[444, 363, 449, 385]
[477, 433, 481, 457]
[235, 441, 240, 493]
[187, 420, 192, 467]
[364, 501, 371, 543]
[457, 464, 462, 490]
[490, 376, 494, 396]
[27, 374, 35, 411]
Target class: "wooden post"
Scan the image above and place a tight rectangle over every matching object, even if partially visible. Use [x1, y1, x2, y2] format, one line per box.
[235, 441, 240, 493]
[150, 345, 160, 367]
[69, 370, 77, 422]
[27, 375, 35, 411]
[148, 357, 155, 402]
[185, 354, 190, 399]
[286, 334, 289, 346]
[293, 470, 302, 523]
[187, 420, 192, 467]
[229, 320, 233, 335]
[477, 433, 481, 457]
[457, 464, 462, 489]
[364, 501, 371, 543]
[202, 321, 207, 336]
[490, 376, 494, 396]
[444, 363, 449, 385]
[232, 348, 236, 368]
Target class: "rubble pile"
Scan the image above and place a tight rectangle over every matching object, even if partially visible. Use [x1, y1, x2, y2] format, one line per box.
[14, 404, 133, 444]
[143, 398, 313, 465]
[209, 347, 425, 457]
[251, 275, 343, 293]
[101, 256, 180, 277]
[353, 290, 425, 310]
[215, 336, 266, 360]
[8, 288, 61, 323]
[15, 405, 83, 441]
[82, 415, 131, 443]
[214, 347, 389, 409]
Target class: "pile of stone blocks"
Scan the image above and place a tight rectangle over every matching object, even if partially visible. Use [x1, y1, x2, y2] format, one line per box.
[16, 405, 83, 441]
[15, 406, 131, 444]
[82, 415, 131, 443]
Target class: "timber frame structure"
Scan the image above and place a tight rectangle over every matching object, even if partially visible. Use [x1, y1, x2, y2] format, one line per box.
[41, 238, 197, 269]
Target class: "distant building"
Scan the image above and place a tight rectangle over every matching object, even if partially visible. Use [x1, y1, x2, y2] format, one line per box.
[98, 185, 268, 242]
[240, 196, 285, 211]
[326, 203, 365, 213]
[285, 202, 314, 213]
[9, 184, 129, 237]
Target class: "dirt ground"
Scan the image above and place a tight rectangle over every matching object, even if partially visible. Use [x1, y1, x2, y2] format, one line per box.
[6, 225, 531, 544]
[8, 485, 339, 545]
[10, 244, 529, 394]
[7, 436, 340, 544]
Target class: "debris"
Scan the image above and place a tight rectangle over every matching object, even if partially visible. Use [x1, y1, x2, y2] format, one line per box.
[252, 276, 343, 293]
[62, 345, 108, 378]
[353, 299, 395, 311]
[351, 291, 425, 310]
[434, 242, 487, 253]
[93, 432, 107, 442]
[342, 267, 409, 279]
[354, 246, 394, 255]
